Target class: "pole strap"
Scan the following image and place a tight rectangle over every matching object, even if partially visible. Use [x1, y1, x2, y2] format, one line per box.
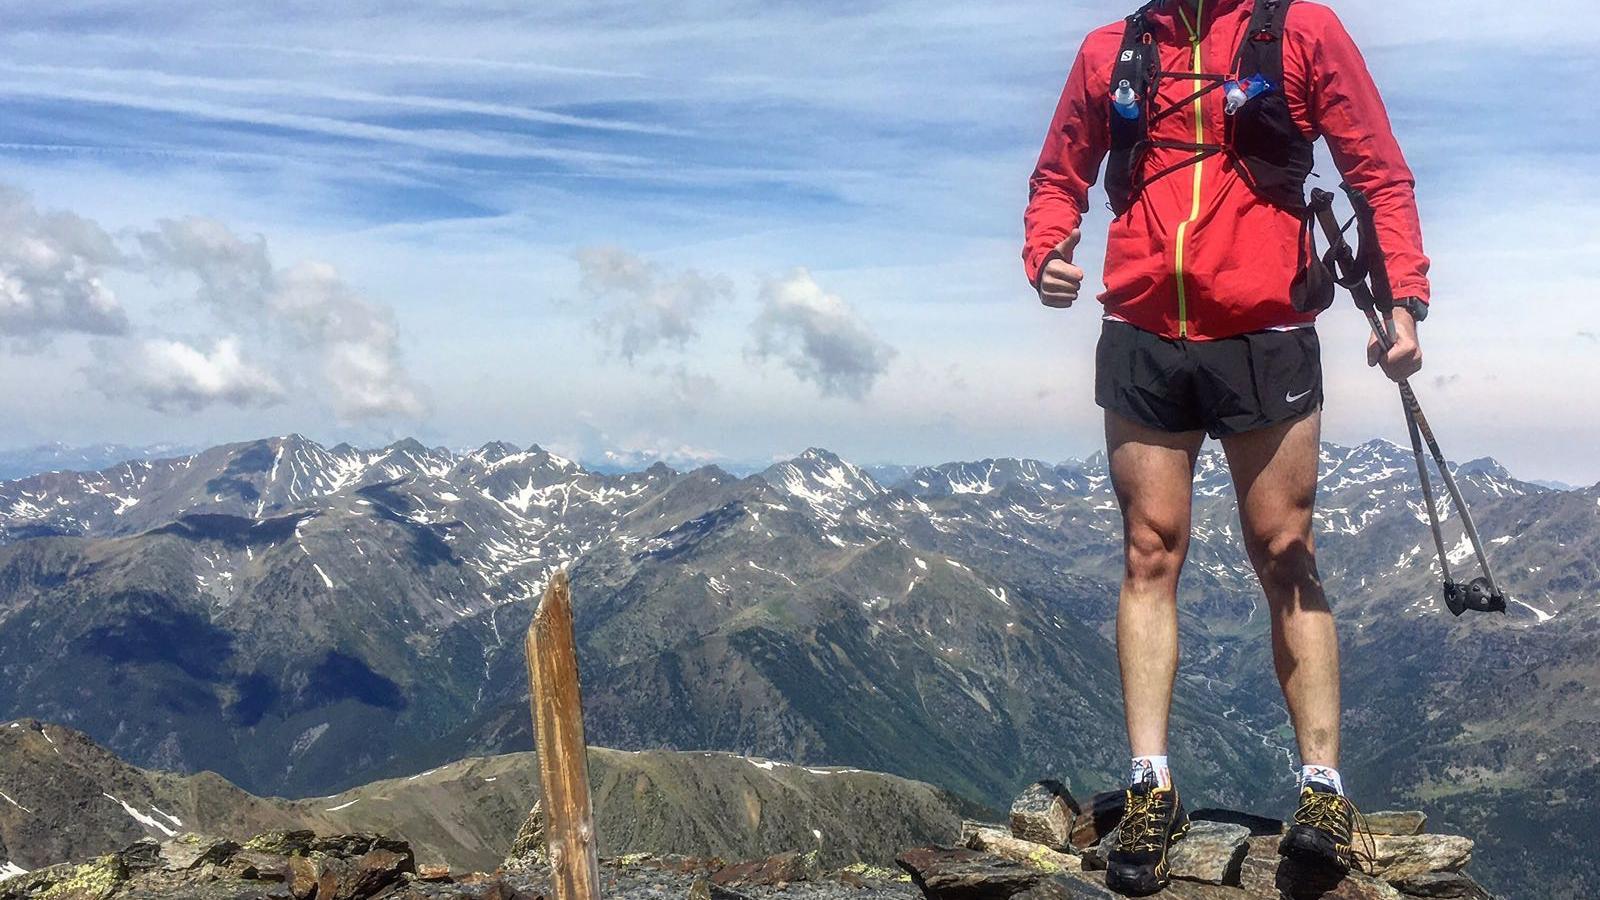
[1308, 186, 1507, 615]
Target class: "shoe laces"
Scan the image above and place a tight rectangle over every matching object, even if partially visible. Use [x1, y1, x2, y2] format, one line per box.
[1115, 788, 1170, 853]
[1296, 789, 1377, 875]
[1294, 789, 1349, 834]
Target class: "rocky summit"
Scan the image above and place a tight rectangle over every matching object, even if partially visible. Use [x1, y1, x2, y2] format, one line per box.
[0, 828, 926, 900]
[0, 775, 1496, 900]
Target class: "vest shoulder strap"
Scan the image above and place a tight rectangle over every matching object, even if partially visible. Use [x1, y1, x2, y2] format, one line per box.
[1236, 0, 1293, 84]
[1111, 1, 1161, 97]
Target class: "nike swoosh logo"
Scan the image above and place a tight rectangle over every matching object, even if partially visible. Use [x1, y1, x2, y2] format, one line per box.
[1286, 389, 1314, 403]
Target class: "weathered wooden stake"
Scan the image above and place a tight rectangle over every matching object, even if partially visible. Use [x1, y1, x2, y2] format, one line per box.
[526, 571, 601, 900]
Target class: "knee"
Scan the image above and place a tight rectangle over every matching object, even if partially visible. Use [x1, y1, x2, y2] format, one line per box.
[1248, 531, 1320, 591]
[1124, 520, 1188, 586]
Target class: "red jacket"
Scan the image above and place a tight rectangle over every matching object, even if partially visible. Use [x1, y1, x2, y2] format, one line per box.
[1023, 0, 1429, 340]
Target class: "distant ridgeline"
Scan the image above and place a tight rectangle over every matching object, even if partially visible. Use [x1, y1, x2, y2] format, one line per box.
[0, 443, 193, 483]
[0, 720, 961, 876]
[0, 434, 1595, 897]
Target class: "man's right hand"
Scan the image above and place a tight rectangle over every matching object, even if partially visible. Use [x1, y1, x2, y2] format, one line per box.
[1037, 229, 1084, 309]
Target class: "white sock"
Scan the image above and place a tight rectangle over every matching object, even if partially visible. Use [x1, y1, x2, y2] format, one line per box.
[1300, 764, 1344, 796]
[1130, 755, 1172, 788]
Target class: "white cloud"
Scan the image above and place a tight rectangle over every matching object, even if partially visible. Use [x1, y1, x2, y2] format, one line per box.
[0, 188, 424, 421]
[271, 261, 426, 421]
[749, 270, 895, 401]
[576, 246, 731, 361]
[137, 216, 273, 318]
[139, 218, 425, 421]
[0, 186, 129, 338]
[321, 335, 426, 421]
[0, 81, 652, 171]
[0, 61, 682, 136]
[97, 336, 284, 412]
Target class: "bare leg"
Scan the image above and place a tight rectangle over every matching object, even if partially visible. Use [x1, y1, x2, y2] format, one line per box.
[1220, 410, 1340, 768]
[1107, 410, 1205, 758]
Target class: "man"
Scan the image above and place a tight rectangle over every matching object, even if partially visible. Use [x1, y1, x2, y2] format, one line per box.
[1023, 0, 1427, 895]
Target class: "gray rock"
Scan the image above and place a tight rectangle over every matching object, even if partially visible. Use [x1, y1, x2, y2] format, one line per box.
[1240, 852, 1404, 900]
[1009, 781, 1079, 850]
[348, 847, 415, 897]
[965, 826, 1082, 874]
[158, 835, 242, 871]
[287, 853, 347, 900]
[1360, 811, 1427, 836]
[119, 880, 297, 900]
[1014, 873, 1123, 899]
[1081, 822, 1247, 886]
[309, 833, 412, 859]
[242, 831, 316, 857]
[1365, 834, 1473, 881]
[711, 850, 821, 887]
[1390, 871, 1492, 898]
[1166, 822, 1248, 886]
[1241, 836, 1404, 900]
[222, 850, 289, 882]
[504, 800, 548, 870]
[117, 840, 164, 873]
[896, 846, 1041, 899]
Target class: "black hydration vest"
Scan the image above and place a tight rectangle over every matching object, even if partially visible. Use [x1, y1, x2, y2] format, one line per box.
[1105, 0, 1333, 312]
[1105, 0, 1315, 217]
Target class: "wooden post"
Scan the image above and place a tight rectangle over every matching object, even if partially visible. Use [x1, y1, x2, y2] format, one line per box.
[526, 571, 601, 900]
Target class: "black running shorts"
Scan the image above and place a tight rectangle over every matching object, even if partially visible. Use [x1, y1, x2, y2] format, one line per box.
[1094, 319, 1322, 438]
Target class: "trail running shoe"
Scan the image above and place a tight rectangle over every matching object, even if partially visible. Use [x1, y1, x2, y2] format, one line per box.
[1105, 774, 1190, 897]
[1279, 782, 1359, 874]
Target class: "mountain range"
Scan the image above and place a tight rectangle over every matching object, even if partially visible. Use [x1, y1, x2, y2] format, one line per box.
[1, 434, 1596, 897]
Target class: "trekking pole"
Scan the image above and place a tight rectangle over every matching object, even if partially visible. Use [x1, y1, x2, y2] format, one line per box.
[1402, 408, 1453, 592]
[1308, 187, 1507, 615]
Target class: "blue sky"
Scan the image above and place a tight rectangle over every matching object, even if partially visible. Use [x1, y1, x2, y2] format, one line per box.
[1, 1, 1596, 482]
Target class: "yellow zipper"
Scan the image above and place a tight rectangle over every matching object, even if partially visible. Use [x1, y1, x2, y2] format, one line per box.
[1173, 0, 1206, 339]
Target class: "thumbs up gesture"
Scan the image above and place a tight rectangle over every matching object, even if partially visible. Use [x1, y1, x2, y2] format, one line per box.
[1037, 229, 1084, 309]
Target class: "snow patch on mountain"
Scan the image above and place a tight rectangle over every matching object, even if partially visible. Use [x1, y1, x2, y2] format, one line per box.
[102, 792, 177, 838]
